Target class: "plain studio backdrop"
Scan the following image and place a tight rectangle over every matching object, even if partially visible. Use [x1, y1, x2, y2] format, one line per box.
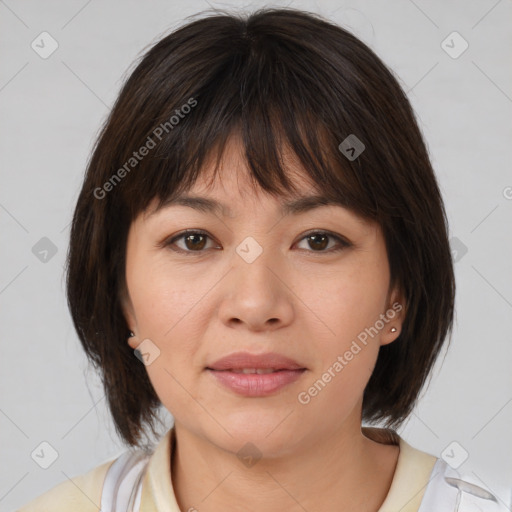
[1, 1, 511, 510]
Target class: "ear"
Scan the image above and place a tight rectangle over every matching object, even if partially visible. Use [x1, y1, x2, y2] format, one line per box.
[380, 284, 406, 347]
[119, 284, 139, 350]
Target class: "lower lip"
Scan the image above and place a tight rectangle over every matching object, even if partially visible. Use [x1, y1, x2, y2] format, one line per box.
[206, 369, 306, 397]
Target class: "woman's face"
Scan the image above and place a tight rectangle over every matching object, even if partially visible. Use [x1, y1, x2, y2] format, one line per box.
[122, 136, 404, 456]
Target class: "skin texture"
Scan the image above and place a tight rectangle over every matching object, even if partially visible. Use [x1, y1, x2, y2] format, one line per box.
[122, 135, 405, 511]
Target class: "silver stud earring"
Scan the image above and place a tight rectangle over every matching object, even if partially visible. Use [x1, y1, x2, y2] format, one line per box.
[390, 327, 397, 333]
[128, 331, 135, 338]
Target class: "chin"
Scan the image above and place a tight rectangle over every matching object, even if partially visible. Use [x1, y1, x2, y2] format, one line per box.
[210, 411, 304, 455]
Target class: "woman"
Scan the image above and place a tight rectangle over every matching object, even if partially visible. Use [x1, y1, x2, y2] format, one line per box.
[18, 7, 507, 512]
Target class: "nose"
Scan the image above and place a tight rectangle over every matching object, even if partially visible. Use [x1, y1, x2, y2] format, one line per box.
[217, 242, 294, 333]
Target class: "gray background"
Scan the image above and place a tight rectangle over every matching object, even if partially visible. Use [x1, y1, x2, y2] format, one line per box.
[1, 0, 511, 510]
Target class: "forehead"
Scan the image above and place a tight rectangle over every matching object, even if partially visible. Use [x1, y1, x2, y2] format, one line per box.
[143, 171, 343, 222]
[138, 132, 376, 235]
[194, 133, 321, 195]
[144, 136, 327, 219]
[140, 172, 375, 239]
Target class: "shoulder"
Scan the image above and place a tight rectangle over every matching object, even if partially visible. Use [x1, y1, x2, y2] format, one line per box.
[394, 438, 510, 511]
[17, 458, 116, 512]
[376, 434, 510, 512]
[418, 457, 511, 512]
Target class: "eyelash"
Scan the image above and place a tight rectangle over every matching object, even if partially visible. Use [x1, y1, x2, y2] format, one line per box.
[161, 229, 351, 256]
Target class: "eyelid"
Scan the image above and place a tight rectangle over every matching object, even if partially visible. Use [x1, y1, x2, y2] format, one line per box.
[161, 228, 352, 254]
[294, 230, 352, 255]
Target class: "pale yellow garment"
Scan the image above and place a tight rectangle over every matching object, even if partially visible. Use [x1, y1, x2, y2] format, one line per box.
[18, 426, 437, 512]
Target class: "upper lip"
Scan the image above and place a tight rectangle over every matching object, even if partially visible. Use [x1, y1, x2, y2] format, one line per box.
[206, 351, 306, 371]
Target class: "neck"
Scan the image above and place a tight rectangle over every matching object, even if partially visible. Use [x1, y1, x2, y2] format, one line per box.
[170, 420, 399, 512]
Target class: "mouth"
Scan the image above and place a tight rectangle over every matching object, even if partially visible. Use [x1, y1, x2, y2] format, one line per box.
[206, 351, 306, 372]
[205, 351, 307, 396]
[205, 367, 307, 396]
[206, 367, 303, 374]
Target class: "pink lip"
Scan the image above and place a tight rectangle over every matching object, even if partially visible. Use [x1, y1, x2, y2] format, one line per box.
[207, 369, 306, 396]
[207, 351, 305, 371]
[205, 351, 307, 397]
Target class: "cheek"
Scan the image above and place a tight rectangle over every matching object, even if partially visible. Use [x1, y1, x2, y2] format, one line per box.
[298, 262, 388, 400]
[126, 259, 208, 394]
[128, 262, 205, 416]
[129, 259, 204, 337]
[297, 279, 382, 418]
[305, 264, 389, 344]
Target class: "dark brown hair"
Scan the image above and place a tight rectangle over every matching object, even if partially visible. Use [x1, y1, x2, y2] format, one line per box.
[66, 7, 455, 449]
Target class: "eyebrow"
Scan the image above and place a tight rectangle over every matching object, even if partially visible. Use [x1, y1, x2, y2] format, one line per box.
[148, 194, 345, 218]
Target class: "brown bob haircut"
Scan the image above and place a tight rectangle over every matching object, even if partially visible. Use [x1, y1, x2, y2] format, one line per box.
[66, 7, 455, 449]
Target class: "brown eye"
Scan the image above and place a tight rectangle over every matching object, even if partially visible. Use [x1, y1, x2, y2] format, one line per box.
[296, 231, 351, 253]
[164, 229, 350, 256]
[165, 230, 217, 254]
[182, 233, 207, 251]
[307, 233, 329, 251]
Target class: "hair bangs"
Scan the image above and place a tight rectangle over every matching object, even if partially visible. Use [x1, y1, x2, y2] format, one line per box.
[119, 43, 379, 225]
